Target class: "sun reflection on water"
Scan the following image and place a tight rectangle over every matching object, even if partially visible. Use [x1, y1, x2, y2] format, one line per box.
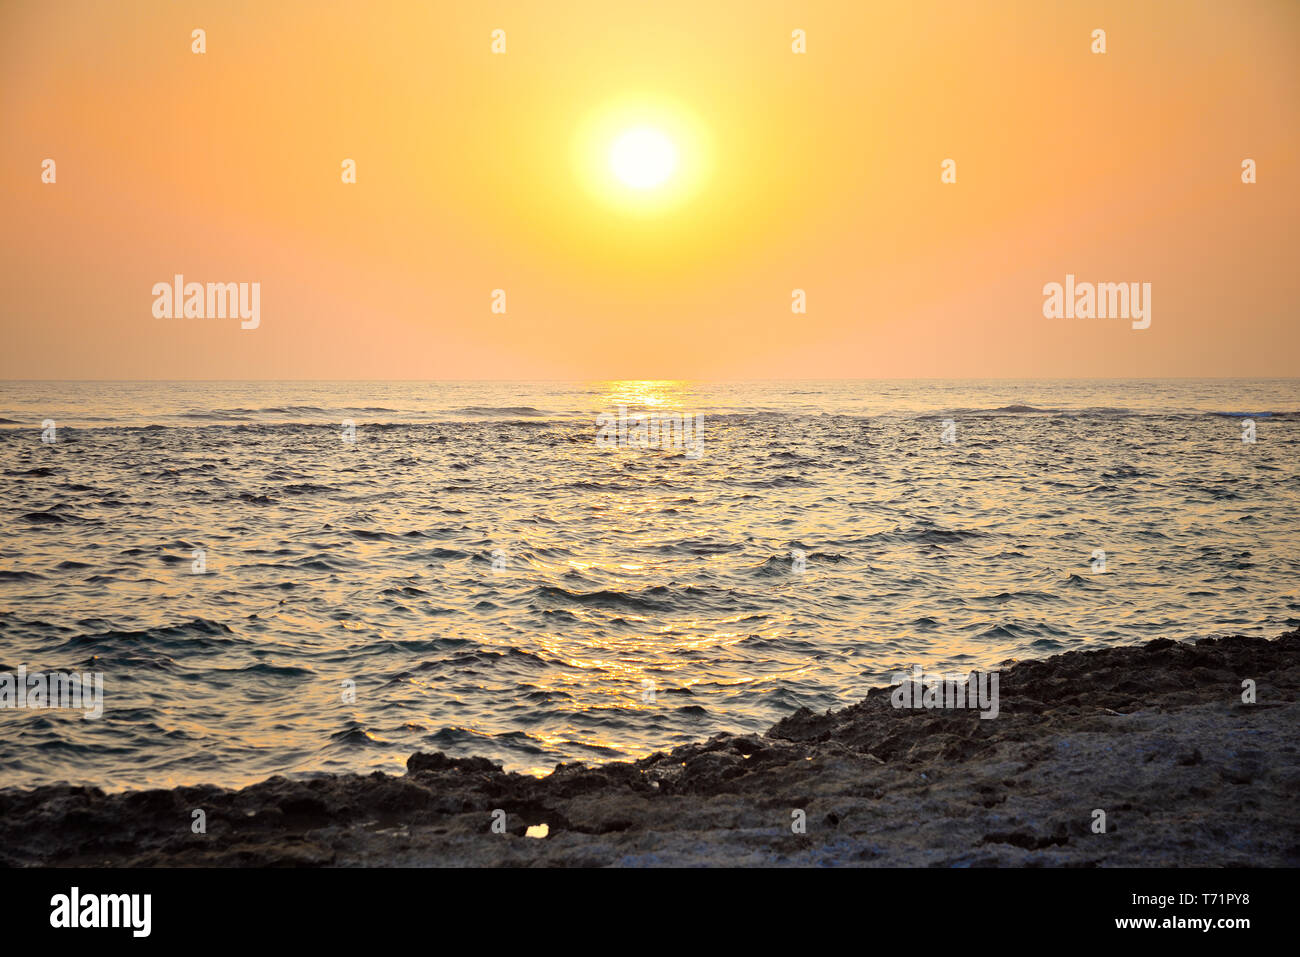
[597, 379, 692, 410]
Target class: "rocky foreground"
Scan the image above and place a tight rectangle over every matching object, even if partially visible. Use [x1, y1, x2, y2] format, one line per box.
[2, 632, 1297, 867]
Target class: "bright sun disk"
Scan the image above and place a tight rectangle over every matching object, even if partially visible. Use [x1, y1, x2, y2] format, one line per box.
[609, 128, 678, 189]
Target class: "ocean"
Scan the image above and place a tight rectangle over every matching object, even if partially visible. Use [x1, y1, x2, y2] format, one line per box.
[1, 379, 1297, 790]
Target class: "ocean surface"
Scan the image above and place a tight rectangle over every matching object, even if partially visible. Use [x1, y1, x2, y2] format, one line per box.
[1, 379, 1298, 790]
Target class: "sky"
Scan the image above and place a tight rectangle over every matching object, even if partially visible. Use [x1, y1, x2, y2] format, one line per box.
[1, 0, 1298, 379]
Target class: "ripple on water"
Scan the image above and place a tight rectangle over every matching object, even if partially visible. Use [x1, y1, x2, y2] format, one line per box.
[1, 379, 1297, 788]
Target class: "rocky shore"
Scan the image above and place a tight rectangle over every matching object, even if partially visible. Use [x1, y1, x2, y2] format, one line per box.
[2, 632, 1297, 867]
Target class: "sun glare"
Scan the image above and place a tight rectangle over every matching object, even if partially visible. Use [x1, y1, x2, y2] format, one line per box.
[610, 128, 678, 189]
[573, 97, 710, 214]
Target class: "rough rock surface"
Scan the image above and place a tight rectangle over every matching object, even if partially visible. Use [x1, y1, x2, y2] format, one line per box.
[2, 632, 1296, 866]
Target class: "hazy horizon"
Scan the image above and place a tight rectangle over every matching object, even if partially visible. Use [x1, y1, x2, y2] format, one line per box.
[3, 375, 1299, 384]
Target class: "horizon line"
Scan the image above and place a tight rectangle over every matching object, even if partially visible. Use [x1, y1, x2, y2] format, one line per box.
[3, 376, 1299, 384]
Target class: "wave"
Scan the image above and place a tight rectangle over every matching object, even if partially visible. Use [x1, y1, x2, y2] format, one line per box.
[7, 405, 1297, 434]
[58, 617, 238, 653]
[20, 506, 86, 524]
[0, 570, 45, 582]
[533, 583, 725, 613]
[178, 405, 404, 418]
[1206, 411, 1299, 419]
[451, 406, 548, 417]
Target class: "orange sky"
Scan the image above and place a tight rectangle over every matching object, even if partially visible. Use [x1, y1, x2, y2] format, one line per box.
[2, 0, 1297, 379]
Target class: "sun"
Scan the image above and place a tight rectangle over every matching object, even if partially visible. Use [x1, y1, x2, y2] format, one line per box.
[609, 128, 678, 190]
[572, 97, 710, 214]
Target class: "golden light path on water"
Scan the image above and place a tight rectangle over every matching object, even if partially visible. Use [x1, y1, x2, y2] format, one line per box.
[506, 378, 813, 774]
